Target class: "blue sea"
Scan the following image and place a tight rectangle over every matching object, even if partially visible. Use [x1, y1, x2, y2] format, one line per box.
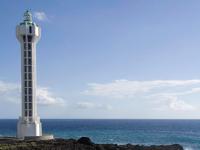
[0, 119, 200, 150]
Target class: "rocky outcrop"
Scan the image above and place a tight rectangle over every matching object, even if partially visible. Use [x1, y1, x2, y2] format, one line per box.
[0, 137, 183, 150]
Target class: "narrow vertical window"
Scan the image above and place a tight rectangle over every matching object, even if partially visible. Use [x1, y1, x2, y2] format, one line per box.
[28, 66, 32, 72]
[28, 59, 32, 65]
[25, 88, 27, 94]
[24, 81, 27, 87]
[25, 110, 28, 117]
[29, 96, 32, 102]
[29, 26, 32, 33]
[29, 81, 32, 87]
[28, 73, 32, 80]
[28, 43, 32, 50]
[29, 103, 32, 109]
[24, 73, 27, 79]
[28, 51, 32, 57]
[28, 35, 32, 42]
[24, 66, 27, 72]
[29, 110, 32, 116]
[25, 103, 27, 109]
[29, 88, 32, 94]
[25, 96, 27, 102]
[23, 35, 26, 42]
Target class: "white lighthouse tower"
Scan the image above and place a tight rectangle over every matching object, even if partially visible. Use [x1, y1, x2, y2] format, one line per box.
[16, 10, 42, 139]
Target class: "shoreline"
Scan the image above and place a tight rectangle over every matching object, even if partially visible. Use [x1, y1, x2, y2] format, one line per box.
[0, 137, 184, 150]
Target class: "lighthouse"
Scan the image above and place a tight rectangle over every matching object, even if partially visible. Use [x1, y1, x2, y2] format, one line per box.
[16, 10, 42, 138]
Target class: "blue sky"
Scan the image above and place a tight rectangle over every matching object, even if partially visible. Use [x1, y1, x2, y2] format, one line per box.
[1, 0, 200, 118]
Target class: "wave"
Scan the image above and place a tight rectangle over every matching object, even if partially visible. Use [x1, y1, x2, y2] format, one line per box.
[184, 147, 194, 150]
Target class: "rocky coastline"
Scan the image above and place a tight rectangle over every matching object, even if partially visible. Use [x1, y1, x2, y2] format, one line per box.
[0, 137, 183, 150]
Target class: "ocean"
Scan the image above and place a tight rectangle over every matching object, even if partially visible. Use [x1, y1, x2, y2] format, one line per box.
[0, 119, 199, 150]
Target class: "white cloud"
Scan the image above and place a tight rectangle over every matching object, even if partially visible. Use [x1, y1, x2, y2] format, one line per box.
[83, 79, 200, 98]
[34, 11, 48, 21]
[152, 95, 195, 111]
[168, 96, 195, 111]
[151, 87, 200, 98]
[0, 80, 65, 106]
[83, 79, 200, 111]
[37, 87, 65, 106]
[76, 101, 112, 110]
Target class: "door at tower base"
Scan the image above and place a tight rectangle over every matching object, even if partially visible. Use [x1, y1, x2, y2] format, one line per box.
[17, 116, 42, 138]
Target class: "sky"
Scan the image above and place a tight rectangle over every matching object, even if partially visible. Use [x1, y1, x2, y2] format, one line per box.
[1, 0, 200, 119]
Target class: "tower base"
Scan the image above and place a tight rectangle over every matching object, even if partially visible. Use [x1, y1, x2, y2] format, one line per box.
[17, 117, 42, 139]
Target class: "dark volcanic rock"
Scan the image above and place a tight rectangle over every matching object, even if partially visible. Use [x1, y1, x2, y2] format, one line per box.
[0, 137, 183, 150]
[77, 137, 94, 145]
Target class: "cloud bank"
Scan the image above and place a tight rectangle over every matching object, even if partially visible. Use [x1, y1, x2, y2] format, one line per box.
[83, 79, 200, 111]
[37, 87, 65, 106]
